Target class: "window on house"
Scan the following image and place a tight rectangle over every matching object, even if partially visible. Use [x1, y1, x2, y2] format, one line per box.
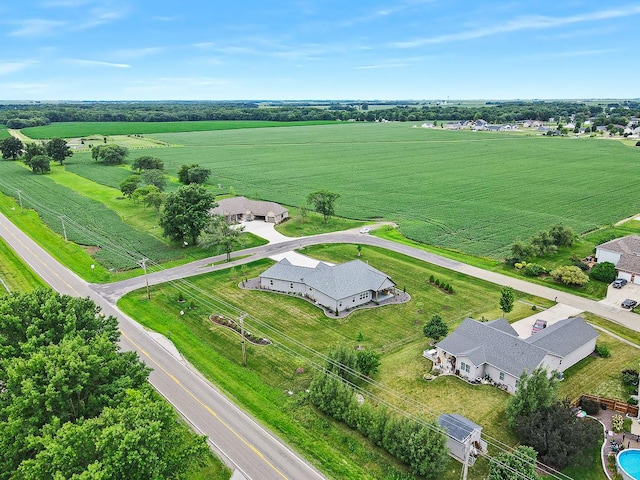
[269, 280, 273, 285]
[465, 364, 470, 373]
[515, 379, 520, 389]
[290, 283, 293, 288]
[460, 362, 466, 370]
[499, 372, 504, 381]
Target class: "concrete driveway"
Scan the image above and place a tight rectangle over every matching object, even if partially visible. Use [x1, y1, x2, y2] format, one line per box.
[599, 282, 640, 309]
[510, 303, 583, 339]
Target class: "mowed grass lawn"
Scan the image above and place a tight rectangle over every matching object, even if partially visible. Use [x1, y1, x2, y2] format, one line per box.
[0, 235, 46, 292]
[118, 243, 623, 480]
[111, 122, 640, 258]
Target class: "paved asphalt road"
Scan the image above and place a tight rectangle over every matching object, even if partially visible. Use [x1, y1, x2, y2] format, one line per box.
[0, 211, 326, 480]
[94, 227, 640, 334]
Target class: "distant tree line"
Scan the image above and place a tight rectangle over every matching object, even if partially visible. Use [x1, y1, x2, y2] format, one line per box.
[1, 100, 639, 127]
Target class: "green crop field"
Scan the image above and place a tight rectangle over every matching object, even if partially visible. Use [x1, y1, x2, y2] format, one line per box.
[0, 161, 182, 270]
[21, 120, 340, 139]
[0, 128, 9, 139]
[120, 123, 637, 257]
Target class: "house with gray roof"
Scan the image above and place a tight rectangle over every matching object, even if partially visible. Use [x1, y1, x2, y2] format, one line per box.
[211, 196, 289, 224]
[259, 259, 396, 313]
[596, 235, 640, 284]
[438, 414, 487, 466]
[433, 316, 597, 393]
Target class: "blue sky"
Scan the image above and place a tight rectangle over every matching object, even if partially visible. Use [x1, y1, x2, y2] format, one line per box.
[2, 1, 639, 101]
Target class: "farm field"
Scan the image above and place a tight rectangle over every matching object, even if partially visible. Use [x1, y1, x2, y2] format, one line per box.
[119, 244, 623, 480]
[115, 122, 639, 258]
[0, 235, 46, 292]
[22, 120, 341, 139]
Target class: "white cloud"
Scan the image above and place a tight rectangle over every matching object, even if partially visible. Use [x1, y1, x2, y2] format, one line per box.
[8, 19, 66, 37]
[526, 49, 615, 60]
[112, 47, 164, 60]
[0, 61, 35, 76]
[74, 6, 128, 30]
[65, 58, 131, 68]
[393, 5, 640, 48]
[0, 82, 48, 92]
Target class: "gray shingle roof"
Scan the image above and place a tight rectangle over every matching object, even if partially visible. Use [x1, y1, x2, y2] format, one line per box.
[526, 316, 598, 356]
[615, 254, 640, 275]
[598, 235, 640, 255]
[211, 196, 288, 217]
[260, 259, 395, 300]
[485, 318, 518, 336]
[436, 319, 549, 378]
[438, 413, 481, 442]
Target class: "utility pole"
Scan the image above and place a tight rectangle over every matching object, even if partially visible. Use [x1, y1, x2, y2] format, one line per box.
[138, 257, 150, 300]
[239, 313, 248, 367]
[59, 215, 67, 241]
[16, 190, 23, 211]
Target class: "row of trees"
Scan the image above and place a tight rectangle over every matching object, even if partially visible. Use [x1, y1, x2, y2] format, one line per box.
[509, 224, 576, 262]
[308, 344, 449, 478]
[2, 100, 639, 126]
[0, 136, 73, 173]
[0, 289, 208, 478]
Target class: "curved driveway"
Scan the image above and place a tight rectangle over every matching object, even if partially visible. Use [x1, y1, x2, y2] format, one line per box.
[94, 227, 640, 333]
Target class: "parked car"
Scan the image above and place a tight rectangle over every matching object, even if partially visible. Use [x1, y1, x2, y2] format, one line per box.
[612, 278, 628, 289]
[531, 319, 547, 335]
[621, 299, 638, 309]
[359, 227, 371, 234]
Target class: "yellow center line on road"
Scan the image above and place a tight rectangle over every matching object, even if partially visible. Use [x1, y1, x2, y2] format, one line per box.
[0, 218, 82, 297]
[120, 328, 289, 480]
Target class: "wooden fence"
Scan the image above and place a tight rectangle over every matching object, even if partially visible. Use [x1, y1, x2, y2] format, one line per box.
[577, 394, 639, 416]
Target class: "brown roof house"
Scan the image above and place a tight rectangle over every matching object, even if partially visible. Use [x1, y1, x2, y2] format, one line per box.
[211, 196, 289, 224]
[596, 235, 640, 284]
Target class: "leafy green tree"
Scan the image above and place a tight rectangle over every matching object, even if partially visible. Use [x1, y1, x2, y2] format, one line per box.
[307, 189, 341, 224]
[299, 204, 308, 223]
[178, 163, 211, 184]
[505, 366, 558, 428]
[510, 240, 532, 262]
[550, 265, 589, 286]
[423, 314, 448, 343]
[91, 144, 128, 165]
[141, 168, 168, 191]
[488, 445, 540, 480]
[24, 154, 51, 174]
[119, 175, 141, 198]
[199, 214, 245, 261]
[132, 155, 164, 171]
[355, 349, 381, 377]
[160, 184, 217, 245]
[143, 188, 165, 213]
[589, 261, 617, 283]
[499, 286, 515, 315]
[45, 137, 73, 165]
[548, 224, 575, 247]
[516, 399, 601, 470]
[23, 142, 45, 162]
[16, 387, 208, 479]
[0, 136, 24, 160]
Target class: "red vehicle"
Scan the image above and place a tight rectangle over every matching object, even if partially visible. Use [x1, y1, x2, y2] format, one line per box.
[531, 319, 547, 335]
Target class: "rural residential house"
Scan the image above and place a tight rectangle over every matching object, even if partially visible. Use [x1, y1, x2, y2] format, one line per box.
[210, 196, 289, 224]
[259, 259, 396, 313]
[438, 414, 487, 466]
[433, 317, 598, 393]
[596, 235, 640, 284]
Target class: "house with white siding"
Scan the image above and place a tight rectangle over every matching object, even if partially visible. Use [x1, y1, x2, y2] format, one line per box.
[259, 259, 396, 313]
[596, 235, 640, 284]
[433, 317, 598, 393]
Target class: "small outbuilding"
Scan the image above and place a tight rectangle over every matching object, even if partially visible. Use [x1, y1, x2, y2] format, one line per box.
[438, 413, 487, 466]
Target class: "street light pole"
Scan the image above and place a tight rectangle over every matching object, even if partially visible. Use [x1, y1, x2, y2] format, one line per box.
[16, 190, 23, 211]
